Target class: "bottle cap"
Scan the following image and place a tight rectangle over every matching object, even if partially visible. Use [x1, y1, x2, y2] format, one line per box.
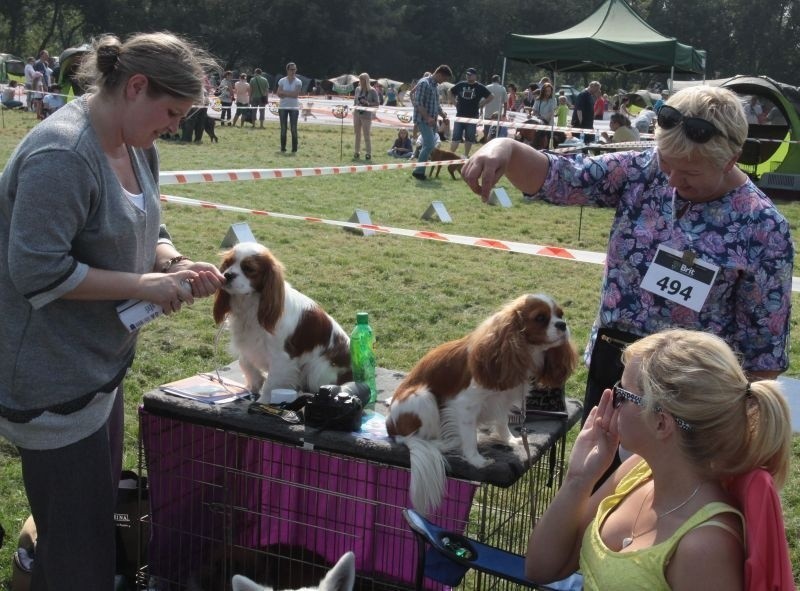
[356, 312, 369, 324]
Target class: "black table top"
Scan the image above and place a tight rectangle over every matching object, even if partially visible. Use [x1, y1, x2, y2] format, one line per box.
[141, 363, 582, 488]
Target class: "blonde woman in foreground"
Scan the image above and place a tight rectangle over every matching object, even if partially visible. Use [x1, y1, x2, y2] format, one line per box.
[525, 329, 791, 590]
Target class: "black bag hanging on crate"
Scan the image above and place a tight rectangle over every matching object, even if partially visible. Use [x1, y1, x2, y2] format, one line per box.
[115, 470, 148, 586]
[583, 327, 641, 423]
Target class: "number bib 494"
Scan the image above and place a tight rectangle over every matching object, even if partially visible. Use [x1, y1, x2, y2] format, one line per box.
[640, 245, 719, 312]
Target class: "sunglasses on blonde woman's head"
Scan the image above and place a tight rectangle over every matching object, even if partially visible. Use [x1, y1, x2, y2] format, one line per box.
[611, 381, 693, 431]
[656, 105, 729, 144]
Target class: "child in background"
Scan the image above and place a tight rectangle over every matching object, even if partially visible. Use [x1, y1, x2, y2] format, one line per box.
[437, 115, 451, 141]
[556, 95, 569, 127]
[387, 128, 414, 159]
[42, 84, 66, 117]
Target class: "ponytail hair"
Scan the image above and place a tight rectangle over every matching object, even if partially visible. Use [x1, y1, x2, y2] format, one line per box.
[623, 329, 791, 487]
[740, 380, 792, 487]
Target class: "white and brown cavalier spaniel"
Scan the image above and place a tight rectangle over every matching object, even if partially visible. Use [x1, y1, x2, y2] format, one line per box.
[213, 242, 352, 401]
[386, 294, 577, 515]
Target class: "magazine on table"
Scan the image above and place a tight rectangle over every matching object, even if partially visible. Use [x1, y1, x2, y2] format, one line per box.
[159, 373, 253, 404]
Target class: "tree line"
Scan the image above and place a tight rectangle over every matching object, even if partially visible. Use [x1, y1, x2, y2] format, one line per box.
[1, 0, 797, 91]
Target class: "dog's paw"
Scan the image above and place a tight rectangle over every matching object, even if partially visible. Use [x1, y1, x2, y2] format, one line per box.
[255, 384, 272, 403]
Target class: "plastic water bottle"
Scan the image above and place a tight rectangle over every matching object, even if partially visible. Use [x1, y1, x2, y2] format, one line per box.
[579, 131, 585, 144]
[350, 312, 377, 406]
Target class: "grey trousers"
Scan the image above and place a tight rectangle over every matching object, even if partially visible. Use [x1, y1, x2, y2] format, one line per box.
[18, 388, 124, 591]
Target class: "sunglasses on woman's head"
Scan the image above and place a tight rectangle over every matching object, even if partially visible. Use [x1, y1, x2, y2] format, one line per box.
[656, 105, 729, 144]
[611, 381, 692, 431]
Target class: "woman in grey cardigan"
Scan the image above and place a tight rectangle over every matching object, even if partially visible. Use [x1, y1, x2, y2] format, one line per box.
[0, 32, 223, 590]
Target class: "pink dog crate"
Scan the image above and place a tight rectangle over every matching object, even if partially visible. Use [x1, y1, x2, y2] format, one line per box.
[136, 367, 579, 590]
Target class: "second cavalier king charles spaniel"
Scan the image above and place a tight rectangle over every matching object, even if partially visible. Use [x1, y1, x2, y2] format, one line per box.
[386, 294, 577, 515]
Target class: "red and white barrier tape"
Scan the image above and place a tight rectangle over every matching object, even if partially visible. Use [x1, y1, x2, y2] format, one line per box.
[159, 158, 467, 185]
[160, 192, 607, 265]
[160, 192, 800, 292]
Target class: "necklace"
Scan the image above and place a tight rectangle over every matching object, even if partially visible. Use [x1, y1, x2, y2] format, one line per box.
[621, 481, 703, 549]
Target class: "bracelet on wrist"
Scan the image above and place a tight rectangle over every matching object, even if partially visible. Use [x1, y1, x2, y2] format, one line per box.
[161, 255, 190, 273]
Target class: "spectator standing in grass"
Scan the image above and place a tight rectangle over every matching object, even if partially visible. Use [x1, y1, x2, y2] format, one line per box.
[572, 81, 602, 140]
[352, 72, 380, 160]
[217, 70, 234, 126]
[449, 67, 491, 157]
[484, 74, 508, 120]
[231, 72, 250, 127]
[277, 62, 303, 153]
[411, 64, 452, 180]
[556, 95, 570, 127]
[249, 68, 269, 128]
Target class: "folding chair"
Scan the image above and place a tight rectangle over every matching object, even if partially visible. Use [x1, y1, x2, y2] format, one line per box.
[727, 469, 795, 591]
[403, 508, 583, 591]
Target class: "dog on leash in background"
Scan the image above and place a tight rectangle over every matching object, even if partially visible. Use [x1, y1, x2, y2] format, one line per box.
[213, 242, 352, 401]
[232, 551, 356, 591]
[428, 147, 464, 180]
[386, 294, 577, 515]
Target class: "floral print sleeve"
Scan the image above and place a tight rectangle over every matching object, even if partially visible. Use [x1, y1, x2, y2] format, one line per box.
[530, 148, 793, 373]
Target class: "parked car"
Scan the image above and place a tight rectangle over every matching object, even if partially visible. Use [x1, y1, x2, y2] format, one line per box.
[556, 85, 579, 106]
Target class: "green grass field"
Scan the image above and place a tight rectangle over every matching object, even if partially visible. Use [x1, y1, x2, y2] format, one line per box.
[0, 108, 797, 587]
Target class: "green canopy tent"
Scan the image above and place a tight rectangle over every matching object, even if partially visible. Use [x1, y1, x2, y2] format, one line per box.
[502, 0, 706, 76]
[58, 44, 91, 97]
[499, 0, 705, 148]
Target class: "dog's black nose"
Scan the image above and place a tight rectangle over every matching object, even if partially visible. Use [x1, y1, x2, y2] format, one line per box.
[555, 320, 567, 332]
[224, 271, 236, 283]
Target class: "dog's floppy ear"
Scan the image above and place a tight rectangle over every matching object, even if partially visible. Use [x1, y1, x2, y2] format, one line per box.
[212, 289, 231, 325]
[468, 305, 531, 391]
[256, 253, 285, 333]
[537, 340, 578, 388]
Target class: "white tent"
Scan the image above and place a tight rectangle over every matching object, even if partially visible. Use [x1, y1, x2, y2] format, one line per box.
[377, 77, 404, 90]
[328, 74, 358, 94]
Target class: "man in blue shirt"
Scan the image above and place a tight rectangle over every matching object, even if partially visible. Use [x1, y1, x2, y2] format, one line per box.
[412, 65, 453, 181]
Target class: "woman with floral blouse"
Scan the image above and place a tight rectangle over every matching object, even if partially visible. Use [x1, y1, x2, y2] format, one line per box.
[462, 85, 793, 433]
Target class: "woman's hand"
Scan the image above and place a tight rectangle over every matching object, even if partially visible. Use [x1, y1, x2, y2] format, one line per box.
[461, 138, 517, 202]
[164, 258, 225, 298]
[566, 388, 620, 486]
[462, 138, 549, 204]
[183, 261, 225, 298]
[137, 269, 198, 315]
